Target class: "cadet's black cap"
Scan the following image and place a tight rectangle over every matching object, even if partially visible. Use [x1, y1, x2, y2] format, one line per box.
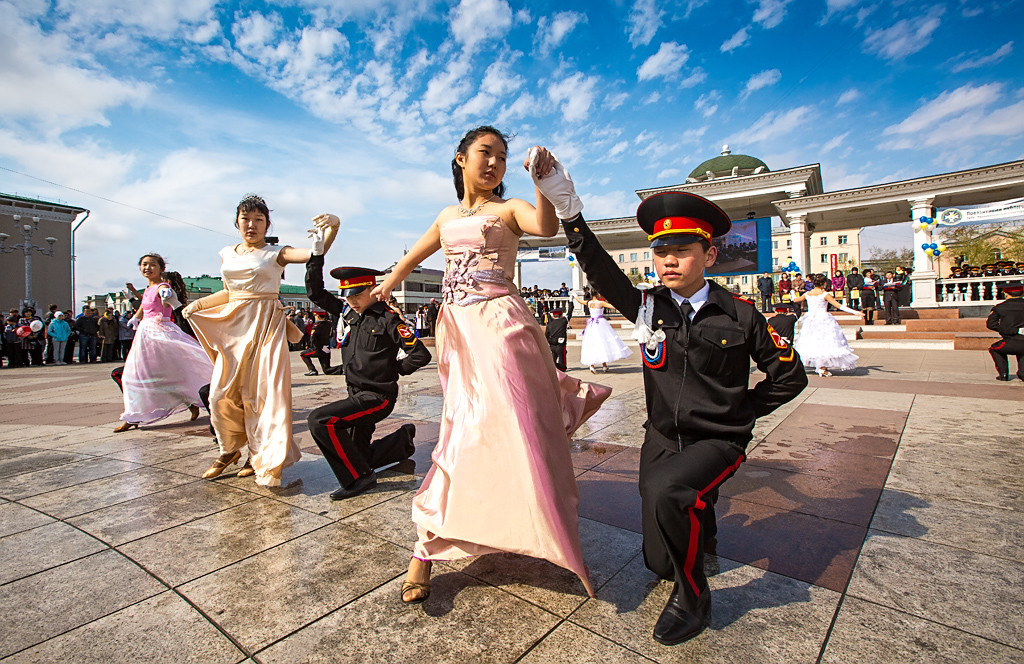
[1003, 283, 1023, 295]
[636, 192, 730, 248]
[330, 266, 385, 297]
[550, 308, 564, 315]
[772, 303, 791, 312]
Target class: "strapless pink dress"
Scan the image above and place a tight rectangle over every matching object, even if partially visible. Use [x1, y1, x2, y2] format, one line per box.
[411, 215, 611, 595]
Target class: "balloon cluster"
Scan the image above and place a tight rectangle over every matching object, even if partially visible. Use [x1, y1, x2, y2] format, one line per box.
[782, 260, 801, 273]
[921, 242, 947, 257]
[912, 216, 937, 231]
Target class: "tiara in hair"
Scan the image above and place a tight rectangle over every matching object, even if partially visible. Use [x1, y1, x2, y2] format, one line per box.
[239, 193, 267, 207]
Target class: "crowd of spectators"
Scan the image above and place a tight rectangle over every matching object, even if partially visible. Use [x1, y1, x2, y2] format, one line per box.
[757, 267, 914, 318]
[2, 303, 138, 368]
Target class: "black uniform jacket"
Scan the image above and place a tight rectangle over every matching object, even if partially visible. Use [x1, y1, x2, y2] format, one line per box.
[766, 312, 797, 344]
[545, 317, 569, 346]
[305, 255, 431, 393]
[563, 215, 808, 451]
[987, 298, 1024, 338]
[310, 320, 332, 350]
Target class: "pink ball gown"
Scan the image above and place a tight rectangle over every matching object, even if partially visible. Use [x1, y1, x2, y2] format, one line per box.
[120, 284, 213, 424]
[411, 214, 611, 596]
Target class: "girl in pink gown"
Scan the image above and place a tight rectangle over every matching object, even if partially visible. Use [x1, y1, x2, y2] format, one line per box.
[116, 254, 213, 431]
[373, 126, 611, 603]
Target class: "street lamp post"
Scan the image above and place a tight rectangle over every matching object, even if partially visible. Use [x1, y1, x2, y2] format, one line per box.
[0, 214, 58, 310]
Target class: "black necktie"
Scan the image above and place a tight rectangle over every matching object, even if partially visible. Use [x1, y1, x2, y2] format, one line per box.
[679, 300, 694, 324]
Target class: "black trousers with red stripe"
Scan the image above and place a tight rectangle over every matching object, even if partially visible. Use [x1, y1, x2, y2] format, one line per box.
[301, 348, 332, 373]
[989, 336, 1024, 378]
[307, 385, 413, 488]
[550, 343, 567, 371]
[640, 438, 745, 605]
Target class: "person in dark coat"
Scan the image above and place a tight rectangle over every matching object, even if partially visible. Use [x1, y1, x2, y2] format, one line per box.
[756, 272, 775, 313]
[766, 303, 798, 345]
[846, 267, 863, 310]
[300, 310, 333, 375]
[305, 258, 432, 500]
[530, 160, 808, 646]
[427, 298, 439, 337]
[881, 271, 902, 325]
[545, 308, 569, 371]
[986, 283, 1024, 381]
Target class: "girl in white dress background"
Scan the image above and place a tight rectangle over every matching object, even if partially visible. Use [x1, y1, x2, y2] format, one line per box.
[576, 292, 632, 373]
[792, 274, 862, 377]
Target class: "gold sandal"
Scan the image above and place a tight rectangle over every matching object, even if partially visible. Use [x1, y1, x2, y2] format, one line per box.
[236, 458, 255, 477]
[202, 450, 241, 479]
[401, 560, 432, 604]
[113, 421, 139, 433]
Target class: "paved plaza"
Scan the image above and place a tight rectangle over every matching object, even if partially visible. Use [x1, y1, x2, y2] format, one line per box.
[0, 343, 1022, 663]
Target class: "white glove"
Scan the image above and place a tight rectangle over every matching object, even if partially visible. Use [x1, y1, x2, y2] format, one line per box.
[528, 147, 583, 220]
[128, 317, 140, 330]
[310, 227, 326, 256]
[839, 305, 861, 316]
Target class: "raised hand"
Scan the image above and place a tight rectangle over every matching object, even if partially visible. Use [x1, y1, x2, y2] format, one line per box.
[309, 227, 327, 256]
[526, 146, 583, 220]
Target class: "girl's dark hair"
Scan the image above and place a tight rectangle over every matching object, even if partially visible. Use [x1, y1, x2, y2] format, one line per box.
[164, 271, 189, 305]
[235, 193, 272, 231]
[139, 253, 166, 273]
[812, 274, 829, 289]
[451, 125, 510, 201]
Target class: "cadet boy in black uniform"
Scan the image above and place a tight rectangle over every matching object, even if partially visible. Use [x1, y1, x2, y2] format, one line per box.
[766, 302, 798, 346]
[305, 258, 432, 500]
[545, 308, 569, 371]
[528, 152, 807, 645]
[300, 310, 333, 376]
[987, 283, 1024, 381]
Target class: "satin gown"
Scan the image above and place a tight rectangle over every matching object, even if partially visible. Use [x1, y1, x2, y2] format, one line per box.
[579, 304, 633, 367]
[794, 293, 859, 371]
[189, 245, 301, 487]
[411, 215, 611, 595]
[120, 285, 213, 424]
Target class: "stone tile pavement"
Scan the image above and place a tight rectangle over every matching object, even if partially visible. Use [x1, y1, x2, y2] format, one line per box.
[0, 345, 1021, 663]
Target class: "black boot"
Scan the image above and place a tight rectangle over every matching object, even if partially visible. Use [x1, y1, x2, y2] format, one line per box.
[996, 374, 1012, 381]
[652, 584, 711, 646]
[402, 423, 416, 456]
[330, 471, 377, 500]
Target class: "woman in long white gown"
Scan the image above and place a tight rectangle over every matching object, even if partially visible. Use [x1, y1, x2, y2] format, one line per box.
[792, 273, 863, 377]
[576, 293, 632, 373]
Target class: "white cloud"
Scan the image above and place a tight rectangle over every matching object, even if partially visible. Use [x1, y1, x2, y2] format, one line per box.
[495, 92, 538, 124]
[657, 168, 681, 180]
[951, 41, 1013, 73]
[729, 105, 814, 144]
[604, 92, 629, 111]
[0, 6, 151, 134]
[422, 56, 472, 114]
[637, 42, 690, 81]
[694, 90, 721, 118]
[449, 0, 513, 53]
[837, 88, 860, 104]
[457, 57, 525, 118]
[580, 190, 638, 218]
[679, 68, 707, 88]
[884, 83, 1003, 135]
[753, 0, 793, 29]
[864, 7, 944, 61]
[190, 20, 221, 44]
[682, 126, 708, 142]
[627, 0, 663, 48]
[740, 68, 781, 100]
[547, 72, 599, 122]
[821, 131, 850, 153]
[642, 92, 662, 105]
[536, 11, 586, 56]
[922, 100, 1024, 145]
[721, 26, 750, 52]
[608, 141, 630, 157]
[55, 0, 220, 39]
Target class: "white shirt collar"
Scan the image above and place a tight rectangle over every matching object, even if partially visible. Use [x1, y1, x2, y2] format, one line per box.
[669, 280, 709, 320]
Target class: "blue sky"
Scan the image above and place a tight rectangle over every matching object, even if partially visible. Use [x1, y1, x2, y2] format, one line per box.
[2, 0, 1022, 300]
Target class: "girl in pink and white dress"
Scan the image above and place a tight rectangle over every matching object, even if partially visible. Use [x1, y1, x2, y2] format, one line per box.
[116, 254, 213, 432]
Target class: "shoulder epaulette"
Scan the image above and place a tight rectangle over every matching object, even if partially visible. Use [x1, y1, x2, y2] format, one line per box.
[732, 295, 754, 305]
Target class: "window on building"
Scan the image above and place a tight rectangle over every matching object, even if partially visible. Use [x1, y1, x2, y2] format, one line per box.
[630, 252, 638, 261]
[741, 276, 748, 284]
[838, 235, 848, 244]
[643, 251, 649, 260]
[405, 282, 424, 292]
[629, 267, 639, 275]
[787, 239, 792, 248]
[821, 253, 828, 263]
[424, 283, 441, 293]
[726, 277, 734, 284]
[618, 254, 624, 263]
[772, 241, 778, 249]
[839, 253, 849, 262]
[773, 257, 779, 265]
[820, 237, 828, 246]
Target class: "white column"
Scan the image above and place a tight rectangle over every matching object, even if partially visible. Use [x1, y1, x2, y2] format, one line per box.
[788, 213, 809, 275]
[909, 197, 938, 308]
[513, 260, 522, 289]
[571, 260, 585, 291]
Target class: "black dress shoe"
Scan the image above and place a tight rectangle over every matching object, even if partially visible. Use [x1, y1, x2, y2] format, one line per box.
[304, 370, 319, 376]
[330, 472, 377, 500]
[652, 585, 711, 646]
[996, 374, 1012, 381]
[402, 423, 416, 456]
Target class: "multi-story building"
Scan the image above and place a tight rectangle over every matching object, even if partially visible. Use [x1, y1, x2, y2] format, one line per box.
[389, 265, 444, 314]
[771, 227, 862, 275]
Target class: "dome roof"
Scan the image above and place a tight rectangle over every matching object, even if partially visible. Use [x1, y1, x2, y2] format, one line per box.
[687, 146, 769, 181]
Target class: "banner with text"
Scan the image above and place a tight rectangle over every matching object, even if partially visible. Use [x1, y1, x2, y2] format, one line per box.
[937, 198, 1024, 227]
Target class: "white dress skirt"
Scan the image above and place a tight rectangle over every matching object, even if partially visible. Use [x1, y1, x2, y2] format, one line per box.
[793, 293, 858, 371]
[579, 305, 633, 366]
